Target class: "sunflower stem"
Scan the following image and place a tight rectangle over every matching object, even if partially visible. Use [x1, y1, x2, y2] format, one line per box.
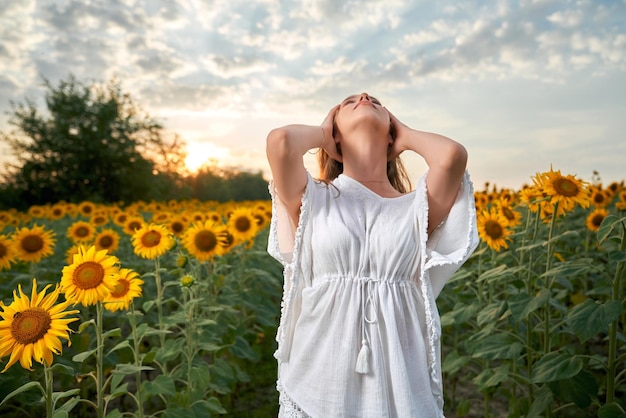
[154, 257, 165, 347]
[606, 221, 626, 405]
[129, 302, 145, 418]
[96, 301, 104, 418]
[44, 362, 54, 418]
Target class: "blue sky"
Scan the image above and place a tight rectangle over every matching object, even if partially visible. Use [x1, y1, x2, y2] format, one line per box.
[1, 0, 625, 189]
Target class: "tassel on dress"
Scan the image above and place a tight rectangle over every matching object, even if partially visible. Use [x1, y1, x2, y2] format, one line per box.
[355, 339, 370, 374]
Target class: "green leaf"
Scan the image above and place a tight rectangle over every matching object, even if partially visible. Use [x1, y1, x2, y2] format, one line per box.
[52, 411, 69, 418]
[200, 397, 227, 414]
[72, 348, 97, 363]
[0, 381, 43, 407]
[51, 389, 80, 404]
[111, 364, 154, 375]
[508, 289, 550, 321]
[49, 363, 75, 376]
[526, 385, 553, 418]
[476, 301, 506, 327]
[598, 402, 626, 418]
[531, 352, 583, 383]
[143, 374, 176, 397]
[547, 368, 598, 408]
[102, 328, 121, 339]
[566, 299, 622, 343]
[442, 350, 469, 375]
[467, 333, 523, 360]
[230, 336, 260, 361]
[105, 409, 125, 418]
[78, 319, 95, 334]
[56, 395, 80, 413]
[107, 340, 131, 356]
[597, 215, 625, 244]
[472, 365, 510, 391]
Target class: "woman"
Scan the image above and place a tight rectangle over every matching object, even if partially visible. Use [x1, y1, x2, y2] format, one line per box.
[266, 92, 478, 417]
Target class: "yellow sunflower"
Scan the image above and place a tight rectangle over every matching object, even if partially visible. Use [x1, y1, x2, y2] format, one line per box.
[113, 212, 130, 227]
[12, 224, 56, 264]
[27, 205, 47, 219]
[227, 207, 260, 244]
[67, 220, 96, 243]
[122, 215, 145, 236]
[131, 223, 174, 259]
[167, 214, 189, 237]
[94, 229, 121, 253]
[477, 207, 513, 252]
[182, 220, 229, 262]
[77, 201, 96, 218]
[48, 203, 68, 220]
[61, 245, 120, 307]
[533, 168, 590, 215]
[586, 208, 609, 232]
[0, 279, 80, 371]
[0, 234, 17, 271]
[496, 200, 522, 228]
[103, 268, 143, 312]
[90, 211, 110, 227]
[65, 244, 80, 265]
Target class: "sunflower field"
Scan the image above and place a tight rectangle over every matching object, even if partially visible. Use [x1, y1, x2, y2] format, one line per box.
[0, 167, 625, 417]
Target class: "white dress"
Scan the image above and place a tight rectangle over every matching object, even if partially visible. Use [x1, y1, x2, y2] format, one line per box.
[268, 171, 478, 418]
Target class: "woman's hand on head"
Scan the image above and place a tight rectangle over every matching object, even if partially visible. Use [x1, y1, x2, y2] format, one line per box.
[321, 104, 343, 162]
[386, 109, 411, 161]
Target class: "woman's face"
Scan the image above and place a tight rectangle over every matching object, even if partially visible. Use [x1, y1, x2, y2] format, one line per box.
[334, 92, 390, 138]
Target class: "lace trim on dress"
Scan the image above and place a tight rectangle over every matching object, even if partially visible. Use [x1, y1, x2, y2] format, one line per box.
[278, 388, 312, 418]
[417, 170, 478, 409]
[270, 173, 313, 363]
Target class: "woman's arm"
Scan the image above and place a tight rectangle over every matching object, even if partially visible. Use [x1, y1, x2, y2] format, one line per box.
[388, 110, 468, 235]
[266, 105, 341, 225]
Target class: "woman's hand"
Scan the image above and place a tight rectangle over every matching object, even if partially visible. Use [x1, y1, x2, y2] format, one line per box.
[386, 109, 412, 161]
[321, 104, 342, 162]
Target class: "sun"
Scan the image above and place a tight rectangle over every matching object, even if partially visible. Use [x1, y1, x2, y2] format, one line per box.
[185, 141, 231, 172]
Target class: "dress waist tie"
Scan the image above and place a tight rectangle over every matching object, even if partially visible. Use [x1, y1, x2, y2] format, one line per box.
[355, 278, 378, 374]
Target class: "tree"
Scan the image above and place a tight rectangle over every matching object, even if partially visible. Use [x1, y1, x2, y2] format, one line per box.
[0, 74, 187, 209]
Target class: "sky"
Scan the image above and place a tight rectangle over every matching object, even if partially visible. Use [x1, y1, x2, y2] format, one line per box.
[0, 0, 625, 191]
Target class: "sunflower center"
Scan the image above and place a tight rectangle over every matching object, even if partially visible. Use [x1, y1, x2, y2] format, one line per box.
[128, 221, 142, 231]
[110, 279, 130, 298]
[0, 243, 7, 258]
[76, 226, 90, 238]
[141, 231, 162, 248]
[552, 178, 579, 197]
[21, 235, 44, 253]
[501, 207, 515, 221]
[484, 220, 504, 240]
[171, 222, 184, 234]
[235, 216, 251, 232]
[592, 214, 605, 227]
[73, 261, 105, 289]
[223, 231, 234, 247]
[11, 308, 52, 345]
[195, 230, 217, 251]
[99, 236, 114, 248]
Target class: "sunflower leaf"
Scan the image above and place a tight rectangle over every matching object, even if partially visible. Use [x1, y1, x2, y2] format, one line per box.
[73, 348, 97, 363]
[0, 381, 43, 407]
[78, 319, 96, 334]
[102, 328, 121, 339]
[108, 340, 131, 356]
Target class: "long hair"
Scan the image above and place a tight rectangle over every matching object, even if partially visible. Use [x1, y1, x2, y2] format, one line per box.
[316, 123, 412, 193]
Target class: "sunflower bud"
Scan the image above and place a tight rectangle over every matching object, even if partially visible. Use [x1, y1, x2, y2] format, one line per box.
[180, 274, 195, 288]
[176, 255, 188, 268]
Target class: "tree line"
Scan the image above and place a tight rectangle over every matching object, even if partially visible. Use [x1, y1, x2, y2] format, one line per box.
[0, 74, 269, 211]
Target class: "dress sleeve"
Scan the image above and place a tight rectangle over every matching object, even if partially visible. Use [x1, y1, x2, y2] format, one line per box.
[416, 170, 479, 298]
[267, 171, 317, 363]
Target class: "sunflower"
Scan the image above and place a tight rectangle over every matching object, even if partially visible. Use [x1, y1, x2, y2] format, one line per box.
[77, 201, 96, 218]
[113, 212, 130, 227]
[477, 207, 513, 252]
[61, 245, 120, 307]
[151, 212, 171, 225]
[0, 279, 80, 371]
[227, 207, 260, 244]
[67, 220, 96, 243]
[49, 203, 68, 220]
[122, 215, 145, 236]
[0, 234, 16, 271]
[28, 205, 48, 219]
[12, 225, 56, 264]
[167, 214, 188, 237]
[586, 208, 609, 232]
[90, 211, 109, 227]
[94, 229, 121, 253]
[182, 220, 229, 262]
[131, 223, 174, 259]
[533, 168, 590, 215]
[103, 268, 143, 312]
[65, 244, 81, 266]
[496, 200, 522, 228]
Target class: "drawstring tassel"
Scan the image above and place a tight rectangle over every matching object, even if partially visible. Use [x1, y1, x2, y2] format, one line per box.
[355, 339, 370, 374]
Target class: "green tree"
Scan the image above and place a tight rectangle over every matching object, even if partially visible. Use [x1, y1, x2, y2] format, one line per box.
[0, 74, 187, 209]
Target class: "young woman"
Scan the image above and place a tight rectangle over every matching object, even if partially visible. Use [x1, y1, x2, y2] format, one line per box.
[266, 92, 478, 417]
